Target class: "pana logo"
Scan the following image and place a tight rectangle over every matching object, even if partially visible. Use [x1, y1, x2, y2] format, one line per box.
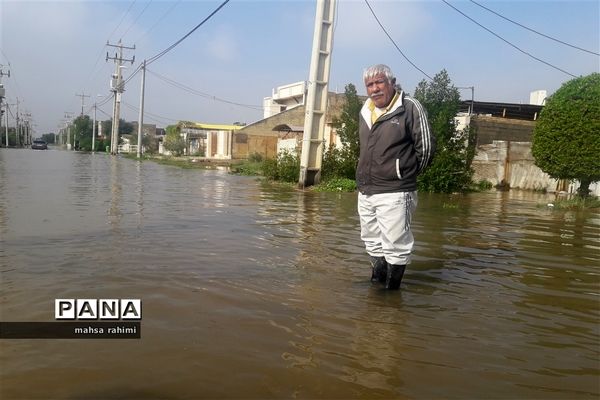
[55, 299, 142, 320]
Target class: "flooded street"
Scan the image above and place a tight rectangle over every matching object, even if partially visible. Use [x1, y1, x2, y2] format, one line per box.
[1, 148, 598, 399]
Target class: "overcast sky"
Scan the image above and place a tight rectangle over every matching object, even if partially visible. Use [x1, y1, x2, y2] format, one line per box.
[1, 0, 598, 135]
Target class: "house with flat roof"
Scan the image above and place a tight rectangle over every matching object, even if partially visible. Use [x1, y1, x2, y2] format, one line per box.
[160, 121, 243, 158]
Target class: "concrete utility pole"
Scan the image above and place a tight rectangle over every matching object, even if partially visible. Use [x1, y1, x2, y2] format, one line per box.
[15, 98, 20, 147]
[0, 103, 4, 147]
[106, 40, 135, 155]
[92, 102, 97, 152]
[136, 60, 146, 159]
[64, 112, 74, 150]
[299, 0, 337, 188]
[0, 65, 9, 147]
[4, 104, 8, 147]
[23, 112, 31, 146]
[75, 92, 90, 116]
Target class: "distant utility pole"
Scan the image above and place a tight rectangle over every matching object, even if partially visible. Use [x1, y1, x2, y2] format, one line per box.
[106, 40, 135, 155]
[15, 98, 20, 147]
[298, 0, 337, 188]
[75, 92, 90, 116]
[23, 112, 31, 146]
[0, 65, 9, 147]
[64, 112, 74, 150]
[92, 102, 97, 152]
[4, 103, 9, 148]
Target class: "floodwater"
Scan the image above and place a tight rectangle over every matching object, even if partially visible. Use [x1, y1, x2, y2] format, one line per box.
[0, 148, 598, 400]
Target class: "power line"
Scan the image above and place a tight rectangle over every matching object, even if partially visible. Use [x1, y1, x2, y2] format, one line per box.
[134, 0, 182, 44]
[147, 68, 262, 110]
[146, 0, 231, 66]
[73, 2, 141, 120]
[121, 62, 144, 87]
[122, 0, 229, 87]
[121, 100, 177, 125]
[121, 0, 154, 39]
[442, 0, 577, 78]
[96, 106, 113, 119]
[364, 0, 433, 81]
[469, 0, 599, 56]
[108, 0, 138, 41]
[97, 93, 115, 108]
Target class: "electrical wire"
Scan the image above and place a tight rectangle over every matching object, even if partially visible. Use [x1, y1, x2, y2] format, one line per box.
[147, 68, 262, 110]
[121, 0, 154, 40]
[108, 0, 138, 41]
[121, 62, 144, 87]
[0, 58, 24, 104]
[469, 0, 599, 56]
[76, 0, 228, 129]
[121, 100, 178, 124]
[74, 2, 139, 118]
[96, 107, 113, 119]
[442, 0, 577, 78]
[97, 93, 115, 108]
[146, 0, 230, 66]
[6, 103, 15, 119]
[82, 93, 113, 116]
[134, 0, 182, 44]
[364, 0, 433, 81]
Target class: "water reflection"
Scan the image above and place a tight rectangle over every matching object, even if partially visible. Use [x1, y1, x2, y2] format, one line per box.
[0, 148, 598, 399]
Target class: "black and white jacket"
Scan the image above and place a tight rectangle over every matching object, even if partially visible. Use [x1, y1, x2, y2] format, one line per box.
[356, 90, 436, 195]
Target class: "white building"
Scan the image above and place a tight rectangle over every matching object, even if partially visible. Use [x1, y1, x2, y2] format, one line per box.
[263, 81, 306, 119]
[529, 90, 547, 106]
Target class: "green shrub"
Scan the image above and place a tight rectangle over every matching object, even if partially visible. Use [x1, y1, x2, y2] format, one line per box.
[313, 177, 357, 192]
[261, 158, 279, 180]
[260, 150, 300, 182]
[543, 196, 600, 210]
[276, 150, 300, 182]
[475, 180, 493, 191]
[248, 152, 263, 163]
[230, 161, 262, 176]
[321, 146, 357, 181]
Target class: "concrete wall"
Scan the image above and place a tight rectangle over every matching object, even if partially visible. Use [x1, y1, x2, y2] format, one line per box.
[472, 115, 536, 145]
[473, 140, 600, 196]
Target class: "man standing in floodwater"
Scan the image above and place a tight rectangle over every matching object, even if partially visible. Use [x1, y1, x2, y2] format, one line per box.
[356, 64, 436, 290]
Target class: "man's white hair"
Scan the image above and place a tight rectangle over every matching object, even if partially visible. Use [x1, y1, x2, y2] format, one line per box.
[363, 64, 395, 84]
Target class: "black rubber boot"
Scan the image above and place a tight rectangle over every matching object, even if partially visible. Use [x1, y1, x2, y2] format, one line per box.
[370, 256, 388, 284]
[385, 264, 406, 290]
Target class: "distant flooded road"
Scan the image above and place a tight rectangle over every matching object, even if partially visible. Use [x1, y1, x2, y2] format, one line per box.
[1, 148, 598, 399]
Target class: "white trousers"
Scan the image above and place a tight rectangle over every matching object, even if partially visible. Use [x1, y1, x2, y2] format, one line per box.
[358, 191, 418, 266]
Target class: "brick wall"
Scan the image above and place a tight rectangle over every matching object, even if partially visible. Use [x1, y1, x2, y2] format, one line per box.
[233, 92, 349, 160]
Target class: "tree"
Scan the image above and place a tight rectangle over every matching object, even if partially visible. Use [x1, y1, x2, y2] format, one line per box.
[332, 83, 362, 161]
[128, 132, 159, 154]
[163, 124, 186, 156]
[119, 120, 134, 135]
[3, 127, 17, 147]
[101, 120, 112, 137]
[41, 133, 56, 144]
[414, 69, 476, 193]
[323, 83, 364, 181]
[72, 115, 93, 150]
[532, 73, 600, 197]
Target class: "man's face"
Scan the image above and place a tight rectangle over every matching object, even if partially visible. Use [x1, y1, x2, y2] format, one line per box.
[365, 74, 396, 108]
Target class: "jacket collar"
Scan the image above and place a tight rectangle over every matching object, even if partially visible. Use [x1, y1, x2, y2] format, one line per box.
[361, 90, 405, 130]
